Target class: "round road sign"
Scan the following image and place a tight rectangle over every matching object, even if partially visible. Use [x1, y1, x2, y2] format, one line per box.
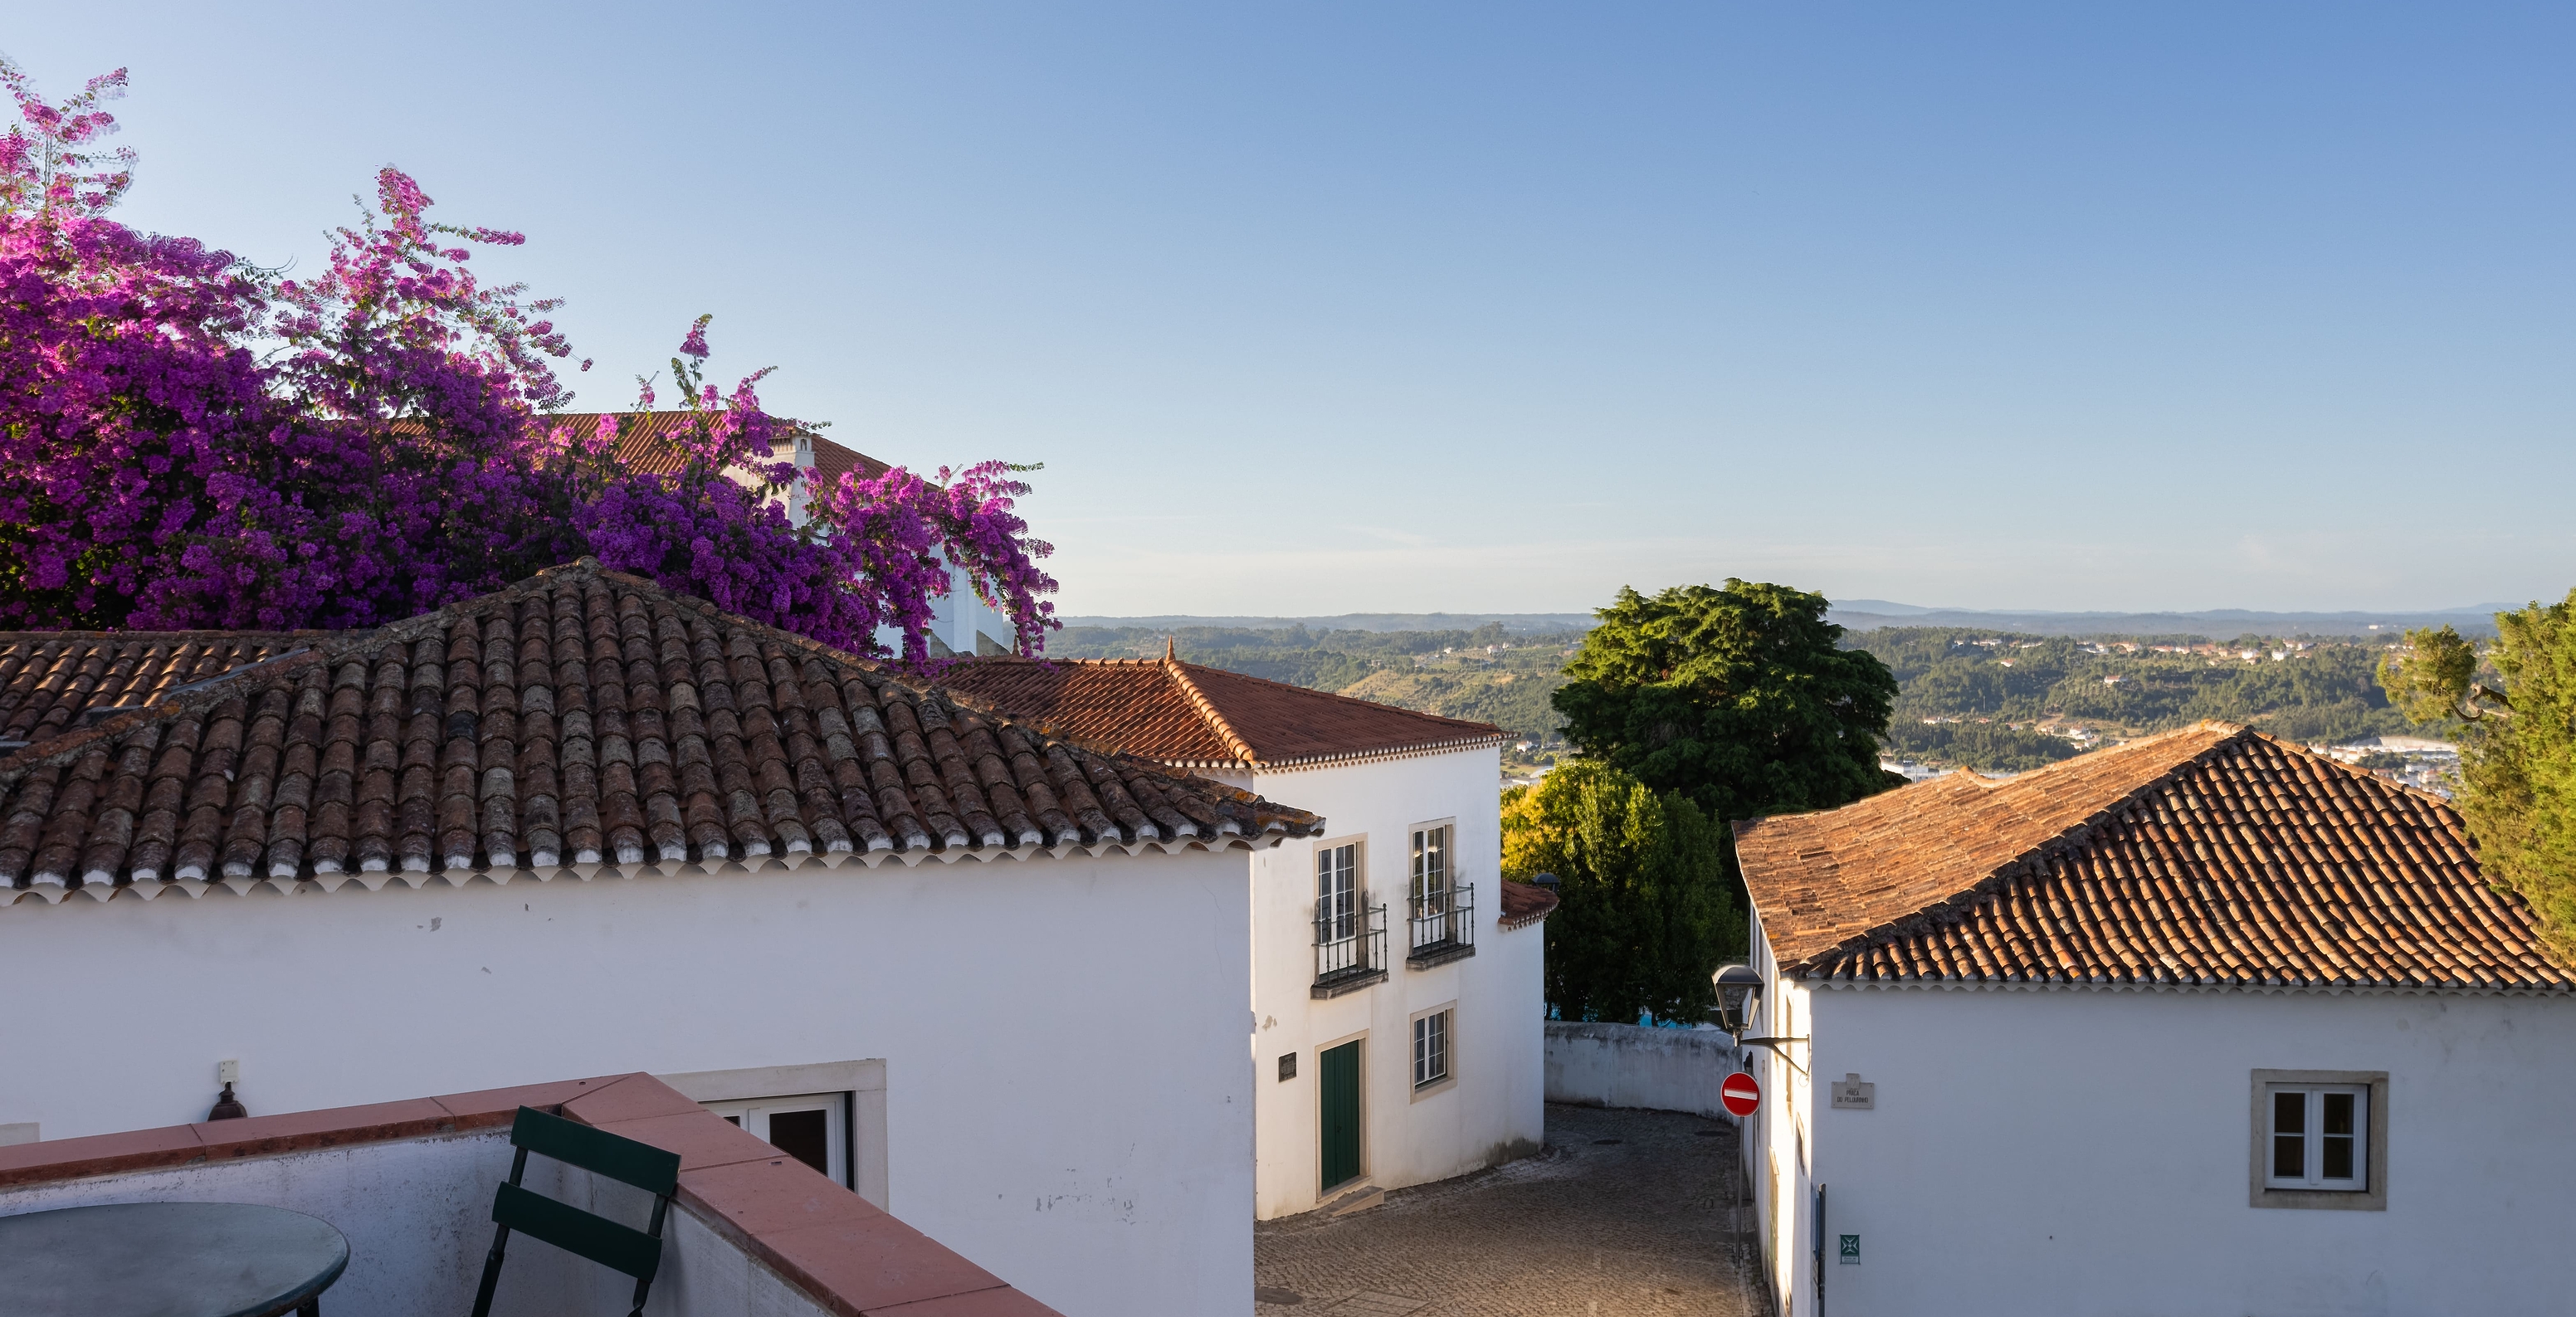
[1720, 1071, 1761, 1117]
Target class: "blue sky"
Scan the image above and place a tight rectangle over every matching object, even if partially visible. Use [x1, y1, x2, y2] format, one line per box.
[8, 4, 2571, 617]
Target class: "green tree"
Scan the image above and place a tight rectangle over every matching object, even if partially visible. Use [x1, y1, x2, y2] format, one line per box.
[2378, 599, 2576, 960]
[1501, 761, 1738, 1022]
[1553, 582, 1901, 824]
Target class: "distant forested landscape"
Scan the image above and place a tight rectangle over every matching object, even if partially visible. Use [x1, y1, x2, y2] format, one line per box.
[1054, 617, 2447, 776]
[1852, 628, 2442, 769]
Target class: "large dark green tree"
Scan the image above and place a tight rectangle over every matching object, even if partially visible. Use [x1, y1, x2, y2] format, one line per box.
[1553, 581, 1902, 826]
[2378, 594, 2576, 962]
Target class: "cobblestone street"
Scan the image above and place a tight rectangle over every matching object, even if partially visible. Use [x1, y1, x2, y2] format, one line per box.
[1254, 1105, 1769, 1316]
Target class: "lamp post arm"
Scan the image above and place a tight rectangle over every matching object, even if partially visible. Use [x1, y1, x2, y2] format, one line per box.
[1734, 1035, 1810, 1076]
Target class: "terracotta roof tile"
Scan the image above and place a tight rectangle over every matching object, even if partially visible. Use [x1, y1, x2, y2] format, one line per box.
[1734, 723, 2573, 992]
[0, 632, 329, 749]
[1498, 879, 1559, 930]
[940, 653, 1504, 769]
[544, 411, 891, 486]
[0, 563, 1318, 902]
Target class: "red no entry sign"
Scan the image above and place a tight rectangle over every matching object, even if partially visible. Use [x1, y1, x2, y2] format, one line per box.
[1720, 1071, 1761, 1117]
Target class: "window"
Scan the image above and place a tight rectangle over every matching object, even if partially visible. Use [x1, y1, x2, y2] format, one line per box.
[1410, 826, 1448, 911]
[2266, 1085, 2365, 1189]
[1412, 1010, 1451, 1089]
[1317, 842, 1359, 940]
[703, 1091, 848, 1184]
[657, 1061, 886, 1207]
[1312, 839, 1387, 993]
[2249, 1070, 2387, 1211]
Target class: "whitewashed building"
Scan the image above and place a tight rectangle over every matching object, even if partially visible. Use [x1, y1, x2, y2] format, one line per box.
[0, 561, 1323, 1317]
[945, 649, 1557, 1219]
[1731, 722, 2576, 1317]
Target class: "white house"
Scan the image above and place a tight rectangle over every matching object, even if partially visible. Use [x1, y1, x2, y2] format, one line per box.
[562, 409, 1014, 657]
[943, 648, 1557, 1220]
[1730, 722, 2576, 1317]
[0, 560, 1325, 1317]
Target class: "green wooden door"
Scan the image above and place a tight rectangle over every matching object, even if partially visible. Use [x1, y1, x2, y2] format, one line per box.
[1319, 1040, 1363, 1193]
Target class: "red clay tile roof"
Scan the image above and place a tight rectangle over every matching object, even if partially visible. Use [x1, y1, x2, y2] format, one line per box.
[542, 411, 892, 486]
[0, 562, 1318, 901]
[1498, 879, 1560, 930]
[939, 652, 1505, 770]
[0, 633, 331, 748]
[1735, 723, 2573, 992]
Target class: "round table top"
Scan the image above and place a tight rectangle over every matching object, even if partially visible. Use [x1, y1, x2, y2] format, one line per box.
[0, 1201, 350, 1317]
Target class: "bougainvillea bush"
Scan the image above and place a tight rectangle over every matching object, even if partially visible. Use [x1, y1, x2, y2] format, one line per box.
[0, 61, 1056, 662]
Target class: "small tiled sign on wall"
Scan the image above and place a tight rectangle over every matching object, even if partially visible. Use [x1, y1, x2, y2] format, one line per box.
[1831, 1073, 1876, 1110]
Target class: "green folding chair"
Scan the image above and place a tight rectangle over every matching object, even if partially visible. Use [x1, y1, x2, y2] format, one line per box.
[469, 1105, 682, 1317]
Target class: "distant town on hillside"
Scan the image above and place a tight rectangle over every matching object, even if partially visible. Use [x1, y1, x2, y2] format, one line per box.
[1061, 599, 2484, 792]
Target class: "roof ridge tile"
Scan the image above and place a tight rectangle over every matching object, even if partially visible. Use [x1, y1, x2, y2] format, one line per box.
[1159, 656, 1257, 765]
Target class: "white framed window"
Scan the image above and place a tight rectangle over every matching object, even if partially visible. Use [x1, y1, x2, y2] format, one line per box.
[2265, 1085, 2366, 1190]
[1412, 1009, 1451, 1089]
[1317, 841, 1360, 939]
[2248, 1069, 2387, 1211]
[1410, 824, 1450, 910]
[705, 1091, 848, 1184]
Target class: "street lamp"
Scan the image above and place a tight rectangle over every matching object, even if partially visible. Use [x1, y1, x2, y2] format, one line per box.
[1710, 963, 1763, 1037]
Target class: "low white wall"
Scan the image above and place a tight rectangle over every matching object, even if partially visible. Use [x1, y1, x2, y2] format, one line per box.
[0, 1135, 834, 1317]
[0, 1133, 568, 1315]
[1544, 1022, 1745, 1119]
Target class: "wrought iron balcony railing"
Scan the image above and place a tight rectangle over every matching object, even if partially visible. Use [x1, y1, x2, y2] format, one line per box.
[1312, 895, 1388, 998]
[1406, 882, 1476, 968]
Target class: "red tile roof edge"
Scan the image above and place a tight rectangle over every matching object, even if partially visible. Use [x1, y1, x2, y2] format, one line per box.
[944, 656, 1507, 771]
[1497, 879, 1560, 930]
[0, 1073, 1066, 1317]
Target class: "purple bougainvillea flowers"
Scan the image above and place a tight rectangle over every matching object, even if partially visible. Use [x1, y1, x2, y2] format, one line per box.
[0, 61, 1057, 662]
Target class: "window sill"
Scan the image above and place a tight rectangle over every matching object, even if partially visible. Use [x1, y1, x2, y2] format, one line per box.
[1409, 1075, 1456, 1103]
[2252, 1185, 2383, 1212]
[1311, 968, 1388, 1000]
[1407, 942, 1476, 970]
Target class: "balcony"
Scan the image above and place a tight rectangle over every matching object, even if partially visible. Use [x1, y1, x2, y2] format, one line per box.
[1312, 895, 1389, 998]
[0, 1073, 1061, 1316]
[1406, 883, 1476, 969]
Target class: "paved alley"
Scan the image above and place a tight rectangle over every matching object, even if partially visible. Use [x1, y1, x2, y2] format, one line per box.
[1254, 1105, 1769, 1316]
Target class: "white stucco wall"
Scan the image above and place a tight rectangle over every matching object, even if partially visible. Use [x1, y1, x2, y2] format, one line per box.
[1242, 746, 1544, 1220]
[1544, 1021, 1747, 1119]
[0, 844, 1257, 1317]
[1746, 917, 2576, 1315]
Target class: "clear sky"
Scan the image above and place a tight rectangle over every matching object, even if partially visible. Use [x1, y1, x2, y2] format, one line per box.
[7, 4, 2571, 617]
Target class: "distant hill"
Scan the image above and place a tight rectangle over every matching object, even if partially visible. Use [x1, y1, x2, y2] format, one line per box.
[1068, 602, 2517, 640]
[1055, 611, 1597, 635]
[1827, 604, 2510, 639]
